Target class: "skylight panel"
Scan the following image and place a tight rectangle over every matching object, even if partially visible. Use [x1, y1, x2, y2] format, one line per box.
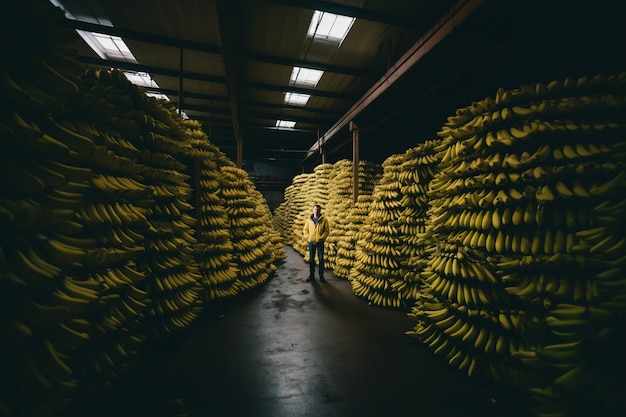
[276, 120, 296, 129]
[308, 10, 355, 44]
[290, 67, 324, 87]
[124, 72, 159, 89]
[88, 33, 136, 61]
[284, 92, 311, 106]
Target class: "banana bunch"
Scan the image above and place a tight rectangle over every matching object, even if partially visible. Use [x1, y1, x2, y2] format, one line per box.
[520, 298, 625, 417]
[290, 172, 316, 258]
[408, 72, 626, 416]
[298, 164, 334, 264]
[322, 159, 382, 273]
[182, 120, 241, 301]
[0, 3, 106, 414]
[323, 160, 353, 271]
[131, 98, 203, 341]
[252, 188, 286, 264]
[392, 141, 441, 304]
[333, 194, 376, 279]
[350, 152, 409, 309]
[219, 165, 279, 291]
[407, 292, 542, 389]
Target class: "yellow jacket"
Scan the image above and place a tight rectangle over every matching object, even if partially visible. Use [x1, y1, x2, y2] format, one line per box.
[302, 215, 330, 243]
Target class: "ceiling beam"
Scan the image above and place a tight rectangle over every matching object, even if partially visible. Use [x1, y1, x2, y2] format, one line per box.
[246, 80, 357, 100]
[246, 52, 380, 78]
[246, 100, 341, 116]
[65, 17, 379, 78]
[77, 56, 226, 84]
[304, 0, 484, 161]
[63, 19, 221, 54]
[216, 0, 246, 167]
[262, 0, 418, 28]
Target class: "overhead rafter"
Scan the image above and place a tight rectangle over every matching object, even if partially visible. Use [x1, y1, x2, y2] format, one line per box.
[62, 19, 222, 54]
[263, 0, 419, 28]
[77, 56, 226, 84]
[216, 0, 247, 168]
[246, 52, 380, 78]
[304, 0, 484, 161]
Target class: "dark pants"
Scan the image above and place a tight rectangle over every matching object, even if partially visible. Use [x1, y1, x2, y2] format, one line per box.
[308, 241, 324, 277]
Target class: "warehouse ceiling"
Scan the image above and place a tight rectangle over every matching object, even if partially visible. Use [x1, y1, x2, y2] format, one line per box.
[51, 0, 625, 182]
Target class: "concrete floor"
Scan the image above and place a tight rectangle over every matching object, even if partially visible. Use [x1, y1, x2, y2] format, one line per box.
[75, 245, 533, 417]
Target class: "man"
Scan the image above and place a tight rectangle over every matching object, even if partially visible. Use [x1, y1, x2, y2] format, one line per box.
[302, 204, 330, 282]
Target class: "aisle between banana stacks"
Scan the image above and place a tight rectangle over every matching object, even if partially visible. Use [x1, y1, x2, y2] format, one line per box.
[71, 246, 533, 417]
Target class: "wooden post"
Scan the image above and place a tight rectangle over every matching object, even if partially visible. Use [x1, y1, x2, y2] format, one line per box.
[350, 121, 359, 205]
[178, 47, 184, 115]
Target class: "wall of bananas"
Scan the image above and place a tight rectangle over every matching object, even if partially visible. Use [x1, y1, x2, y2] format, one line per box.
[274, 76, 626, 416]
[0, 2, 285, 417]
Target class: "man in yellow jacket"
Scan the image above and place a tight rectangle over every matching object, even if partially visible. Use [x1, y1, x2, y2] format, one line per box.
[302, 204, 330, 282]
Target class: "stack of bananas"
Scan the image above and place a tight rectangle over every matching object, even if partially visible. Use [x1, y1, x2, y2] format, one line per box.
[271, 173, 306, 245]
[408, 73, 626, 416]
[291, 172, 316, 258]
[391, 141, 440, 305]
[334, 193, 376, 279]
[219, 165, 278, 290]
[133, 95, 203, 340]
[0, 3, 115, 415]
[350, 152, 409, 308]
[324, 160, 384, 275]
[251, 188, 287, 264]
[324, 160, 355, 271]
[182, 119, 240, 301]
[301, 164, 333, 264]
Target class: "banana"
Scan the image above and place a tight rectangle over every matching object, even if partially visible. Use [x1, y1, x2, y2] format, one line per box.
[1, 158, 47, 194]
[554, 181, 575, 198]
[0, 315, 33, 344]
[571, 180, 591, 198]
[562, 144, 579, 159]
[535, 185, 555, 203]
[553, 362, 591, 391]
[44, 238, 85, 265]
[12, 246, 61, 287]
[589, 170, 626, 196]
[51, 288, 92, 315]
[14, 299, 70, 329]
[17, 351, 52, 393]
[35, 337, 74, 381]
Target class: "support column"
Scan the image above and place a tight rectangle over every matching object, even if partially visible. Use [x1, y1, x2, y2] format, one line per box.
[178, 47, 184, 115]
[350, 121, 359, 205]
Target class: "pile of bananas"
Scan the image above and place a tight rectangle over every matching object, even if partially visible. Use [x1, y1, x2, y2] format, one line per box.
[291, 172, 317, 258]
[390, 141, 440, 305]
[2, 2, 284, 415]
[324, 160, 382, 272]
[333, 193, 376, 279]
[273, 159, 384, 273]
[219, 165, 279, 290]
[408, 73, 626, 416]
[350, 152, 409, 308]
[323, 160, 353, 271]
[301, 164, 334, 264]
[184, 119, 239, 301]
[0, 2, 108, 415]
[251, 188, 287, 265]
[271, 172, 309, 246]
[83, 70, 205, 342]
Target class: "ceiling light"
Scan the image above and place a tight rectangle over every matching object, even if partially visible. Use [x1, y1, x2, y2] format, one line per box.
[290, 67, 323, 87]
[307, 10, 355, 44]
[284, 92, 311, 105]
[276, 120, 296, 129]
[124, 72, 160, 89]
